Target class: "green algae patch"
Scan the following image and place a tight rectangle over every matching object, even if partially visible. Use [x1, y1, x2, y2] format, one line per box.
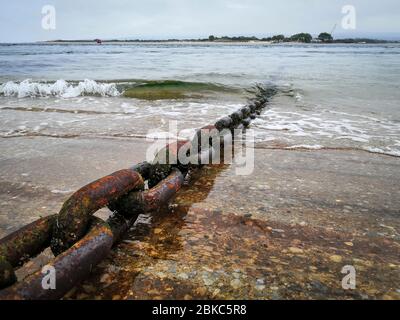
[122, 80, 233, 100]
[124, 88, 186, 100]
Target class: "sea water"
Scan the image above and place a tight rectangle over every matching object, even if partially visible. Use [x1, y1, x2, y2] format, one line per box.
[1, 42, 400, 156]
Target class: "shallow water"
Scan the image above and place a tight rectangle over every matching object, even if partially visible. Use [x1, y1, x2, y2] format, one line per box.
[1, 43, 400, 156]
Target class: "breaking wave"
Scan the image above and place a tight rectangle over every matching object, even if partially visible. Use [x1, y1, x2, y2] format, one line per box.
[0, 79, 236, 100]
[0, 79, 121, 98]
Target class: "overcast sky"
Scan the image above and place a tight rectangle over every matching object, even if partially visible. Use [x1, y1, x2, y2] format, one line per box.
[0, 0, 399, 42]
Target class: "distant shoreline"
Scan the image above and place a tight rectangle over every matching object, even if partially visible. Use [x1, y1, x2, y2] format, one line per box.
[34, 39, 399, 45]
[41, 33, 399, 45]
[1, 36, 398, 45]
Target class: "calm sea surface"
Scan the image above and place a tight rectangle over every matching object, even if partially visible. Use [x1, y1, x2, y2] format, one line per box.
[1, 43, 400, 156]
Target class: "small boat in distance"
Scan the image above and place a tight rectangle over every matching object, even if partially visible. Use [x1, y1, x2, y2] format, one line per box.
[94, 39, 102, 44]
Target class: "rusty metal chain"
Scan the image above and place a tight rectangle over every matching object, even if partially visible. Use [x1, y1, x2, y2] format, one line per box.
[0, 85, 276, 299]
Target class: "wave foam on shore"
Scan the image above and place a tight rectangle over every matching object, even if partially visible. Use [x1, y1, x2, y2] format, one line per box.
[0, 79, 121, 98]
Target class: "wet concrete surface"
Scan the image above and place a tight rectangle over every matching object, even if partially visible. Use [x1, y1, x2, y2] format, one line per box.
[0, 136, 399, 299]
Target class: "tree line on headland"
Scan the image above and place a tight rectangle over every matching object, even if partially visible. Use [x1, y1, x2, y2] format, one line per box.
[208, 33, 321, 43]
[49, 32, 396, 44]
[206, 33, 391, 43]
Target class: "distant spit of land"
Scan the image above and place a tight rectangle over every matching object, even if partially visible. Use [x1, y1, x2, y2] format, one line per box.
[43, 33, 399, 45]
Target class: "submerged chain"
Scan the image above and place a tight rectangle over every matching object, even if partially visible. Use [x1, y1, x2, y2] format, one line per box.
[0, 85, 276, 299]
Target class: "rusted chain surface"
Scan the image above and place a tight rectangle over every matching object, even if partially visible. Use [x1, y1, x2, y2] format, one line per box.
[0, 218, 113, 300]
[0, 257, 15, 289]
[0, 215, 56, 267]
[51, 169, 144, 255]
[0, 215, 56, 289]
[109, 168, 184, 218]
[0, 85, 277, 299]
[0, 210, 145, 300]
[0, 167, 186, 297]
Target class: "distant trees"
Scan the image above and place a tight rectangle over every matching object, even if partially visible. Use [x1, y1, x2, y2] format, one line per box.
[318, 32, 333, 42]
[271, 34, 285, 42]
[204, 32, 338, 44]
[290, 33, 312, 43]
[207, 35, 259, 42]
[265, 33, 313, 43]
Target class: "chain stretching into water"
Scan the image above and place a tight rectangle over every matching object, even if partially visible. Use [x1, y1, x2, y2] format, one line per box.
[0, 85, 276, 300]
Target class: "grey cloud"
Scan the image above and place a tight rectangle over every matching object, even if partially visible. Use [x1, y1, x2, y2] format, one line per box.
[0, 0, 399, 42]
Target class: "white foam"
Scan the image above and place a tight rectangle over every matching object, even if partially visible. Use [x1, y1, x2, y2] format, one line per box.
[0, 79, 120, 98]
[120, 102, 138, 113]
[295, 93, 303, 102]
[51, 189, 75, 194]
[287, 144, 323, 150]
[334, 135, 369, 143]
[253, 107, 400, 158]
[363, 147, 400, 157]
